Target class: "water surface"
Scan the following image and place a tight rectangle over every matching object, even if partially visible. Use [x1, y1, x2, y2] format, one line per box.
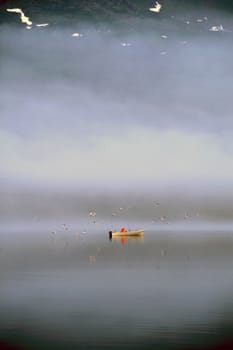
[1, 227, 233, 349]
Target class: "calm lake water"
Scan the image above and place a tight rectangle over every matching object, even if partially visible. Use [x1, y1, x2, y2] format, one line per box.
[1, 227, 233, 350]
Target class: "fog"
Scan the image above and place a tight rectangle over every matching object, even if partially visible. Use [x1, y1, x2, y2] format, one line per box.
[1, 9, 233, 349]
[1, 11, 233, 190]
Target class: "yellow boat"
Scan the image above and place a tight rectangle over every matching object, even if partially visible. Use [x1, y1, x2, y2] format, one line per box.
[109, 229, 144, 238]
[111, 235, 144, 243]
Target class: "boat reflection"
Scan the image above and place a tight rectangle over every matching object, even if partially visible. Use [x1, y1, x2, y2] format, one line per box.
[109, 235, 144, 245]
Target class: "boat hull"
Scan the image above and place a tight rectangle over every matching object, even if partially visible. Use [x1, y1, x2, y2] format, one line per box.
[111, 230, 144, 237]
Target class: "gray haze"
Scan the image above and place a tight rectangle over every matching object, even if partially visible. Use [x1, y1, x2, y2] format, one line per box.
[1, 10, 233, 350]
[1, 11, 233, 189]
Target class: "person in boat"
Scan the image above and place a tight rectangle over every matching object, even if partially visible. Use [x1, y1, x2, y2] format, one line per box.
[120, 227, 127, 233]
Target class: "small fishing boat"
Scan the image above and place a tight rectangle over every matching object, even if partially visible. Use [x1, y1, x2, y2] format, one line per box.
[109, 229, 144, 238]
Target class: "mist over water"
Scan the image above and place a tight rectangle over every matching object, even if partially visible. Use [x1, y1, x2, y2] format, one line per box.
[0, 9, 232, 236]
[1, 4, 233, 350]
[1, 8, 233, 188]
